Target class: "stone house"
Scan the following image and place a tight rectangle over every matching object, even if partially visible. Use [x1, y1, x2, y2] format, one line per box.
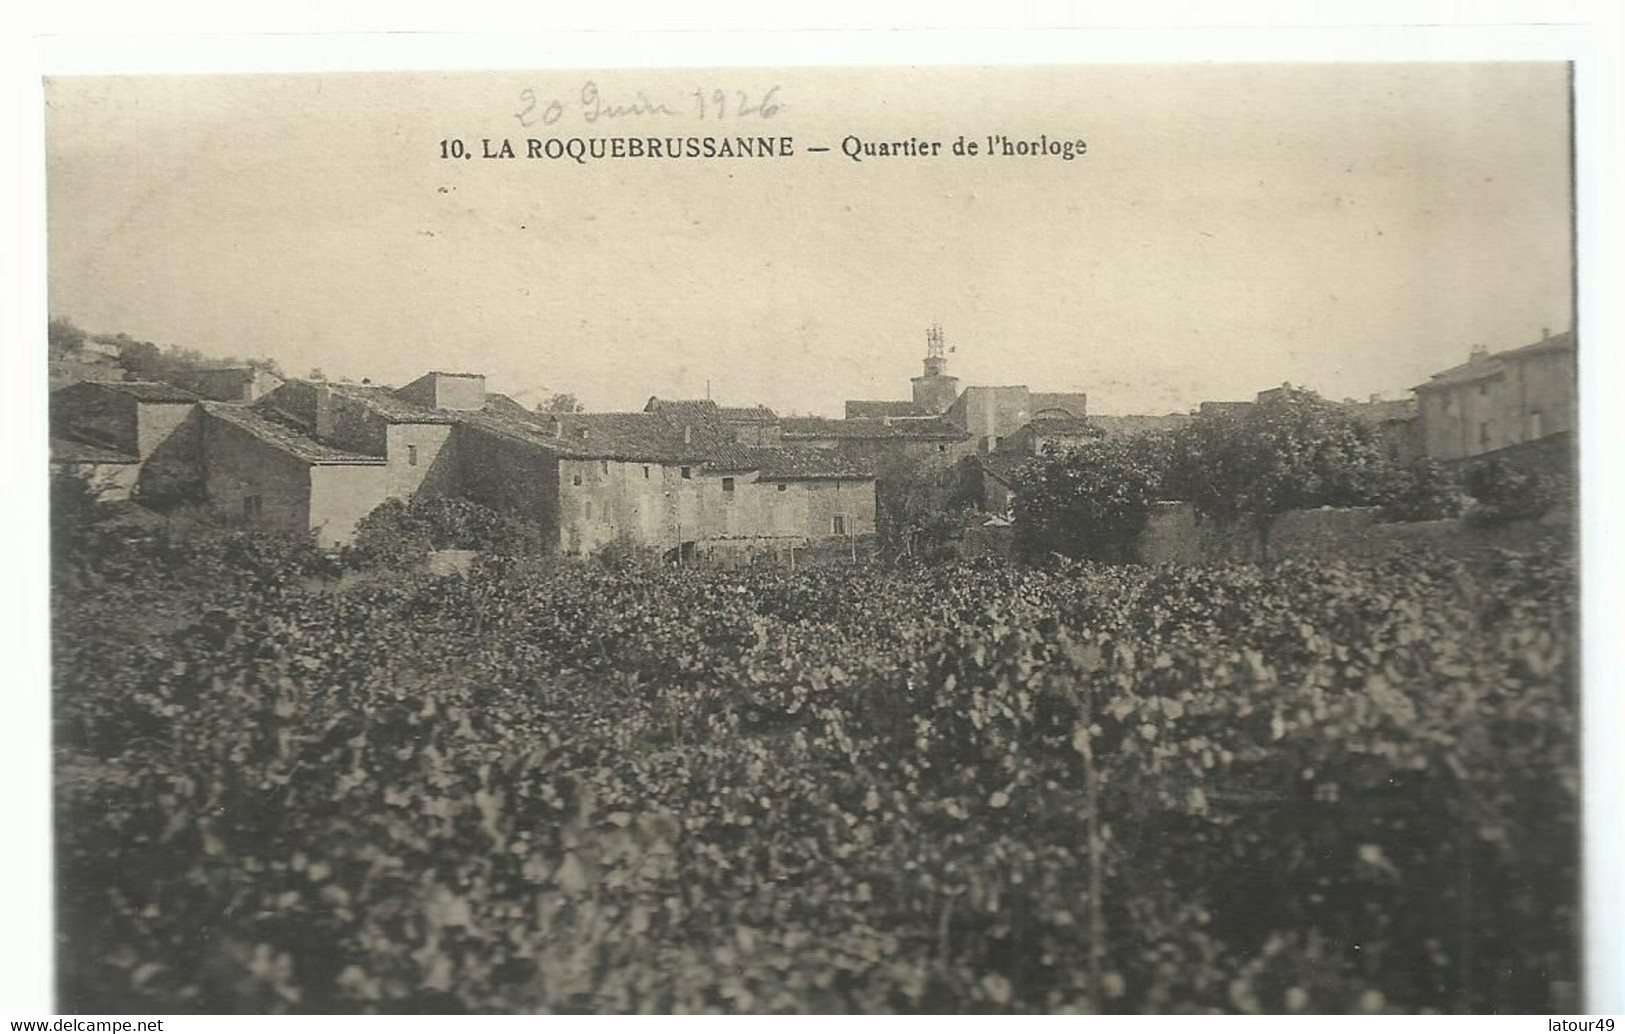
[1337, 396, 1423, 465]
[645, 398, 784, 447]
[944, 387, 1090, 453]
[997, 416, 1099, 458]
[780, 415, 974, 468]
[1411, 330, 1577, 461]
[1086, 413, 1194, 439]
[843, 328, 1088, 452]
[199, 401, 388, 544]
[52, 370, 877, 553]
[49, 380, 203, 504]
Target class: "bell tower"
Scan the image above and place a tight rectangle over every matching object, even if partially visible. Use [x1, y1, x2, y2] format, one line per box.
[911, 323, 960, 414]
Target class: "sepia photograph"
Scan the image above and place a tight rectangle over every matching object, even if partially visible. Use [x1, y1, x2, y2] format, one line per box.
[37, 55, 1596, 1014]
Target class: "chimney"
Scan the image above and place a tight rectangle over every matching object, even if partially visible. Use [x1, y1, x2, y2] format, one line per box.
[1469, 344, 1490, 363]
[1542, 326, 1551, 342]
[683, 424, 693, 446]
[545, 415, 562, 438]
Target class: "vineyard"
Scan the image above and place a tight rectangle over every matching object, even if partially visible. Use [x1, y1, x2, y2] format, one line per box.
[53, 523, 1580, 1013]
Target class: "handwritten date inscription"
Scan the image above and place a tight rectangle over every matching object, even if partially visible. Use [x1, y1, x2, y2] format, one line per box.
[516, 81, 783, 127]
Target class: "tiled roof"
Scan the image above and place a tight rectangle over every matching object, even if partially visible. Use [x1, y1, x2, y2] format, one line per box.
[321, 383, 460, 424]
[1024, 416, 1097, 435]
[978, 453, 1032, 485]
[1088, 413, 1194, 438]
[203, 402, 387, 465]
[1337, 398, 1418, 424]
[781, 416, 968, 441]
[1030, 391, 1088, 409]
[717, 405, 779, 423]
[453, 408, 561, 450]
[782, 416, 895, 440]
[1501, 330, 1574, 359]
[174, 365, 255, 378]
[461, 408, 693, 463]
[749, 447, 875, 480]
[1198, 400, 1255, 416]
[845, 400, 923, 419]
[460, 405, 874, 478]
[644, 397, 719, 419]
[565, 412, 701, 461]
[50, 435, 138, 465]
[94, 380, 200, 403]
[1415, 360, 1505, 390]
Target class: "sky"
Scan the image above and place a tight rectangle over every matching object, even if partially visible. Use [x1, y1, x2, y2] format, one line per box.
[45, 63, 1574, 416]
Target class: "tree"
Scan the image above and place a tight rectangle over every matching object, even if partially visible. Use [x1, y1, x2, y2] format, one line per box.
[49, 317, 88, 360]
[1379, 459, 1465, 523]
[1012, 433, 1168, 563]
[537, 392, 584, 414]
[1167, 387, 1392, 556]
[873, 450, 979, 560]
[115, 338, 164, 380]
[1462, 457, 1556, 527]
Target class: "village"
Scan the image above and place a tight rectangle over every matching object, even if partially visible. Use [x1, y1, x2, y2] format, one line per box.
[46, 320, 1577, 561]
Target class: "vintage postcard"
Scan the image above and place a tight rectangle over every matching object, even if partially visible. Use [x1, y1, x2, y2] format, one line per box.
[37, 55, 1600, 1015]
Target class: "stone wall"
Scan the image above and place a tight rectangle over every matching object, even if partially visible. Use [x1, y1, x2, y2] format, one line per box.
[456, 427, 561, 549]
[200, 414, 316, 536]
[1417, 346, 1576, 461]
[558, 457, 677, 555]
[309, 463, 392, 547]
[1445, 431, 1577, 501]
[1139, 500, 1571, 565]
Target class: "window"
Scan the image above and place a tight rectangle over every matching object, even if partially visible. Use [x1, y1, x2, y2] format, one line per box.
[1442, 395, 1454, 416]
[777, 483, 788, 492]
[584, 501, 593, 519]
[832, 514, 848, 536]
[722, 477, 735, 494]
[1478, 383, 1488, 397]
[681, 466, 692, 480]
[1479, 421, 1492, 446]
[242, 494, 263, 518]
[601, 460, 609, 474]
[938, 444, 947, 453]
[643, 466, 651, 479]
[407, 444, 418, 467]
[1529, 409, 1544, 439]
[572, 474, 583, 486]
